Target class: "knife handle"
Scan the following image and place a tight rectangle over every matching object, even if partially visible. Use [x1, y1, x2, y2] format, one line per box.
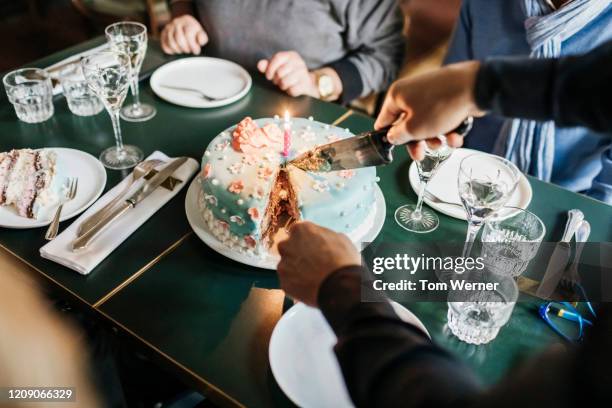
[562, 209, 584, 243]
[72, 201, 133, 251]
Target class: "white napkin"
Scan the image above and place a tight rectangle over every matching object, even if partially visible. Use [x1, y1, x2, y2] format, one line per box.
[40, 151, 199, 275]
[46, 43, 109, 95]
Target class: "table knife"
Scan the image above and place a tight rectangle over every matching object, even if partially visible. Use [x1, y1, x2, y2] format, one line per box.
[71, 157, 187, 251]
[289, 117, 474, 172]
[536, 209, 585, 299]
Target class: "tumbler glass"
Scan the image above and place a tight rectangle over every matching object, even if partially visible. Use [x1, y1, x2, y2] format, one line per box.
[480, 208, 546, 277]
[59, 65, 104, 116]
[3, 68, 54, 123]
[447, 271, 518, 345]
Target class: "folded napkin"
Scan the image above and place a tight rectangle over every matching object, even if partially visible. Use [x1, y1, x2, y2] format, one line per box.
[40, 151, 198, 275]
[46, 43, 109, 95]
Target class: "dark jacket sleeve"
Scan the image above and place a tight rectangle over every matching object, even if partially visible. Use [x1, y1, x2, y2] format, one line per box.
[318, 266, 482, 407]
[474, 40, 612, 133]
[169, 0, 195, 17]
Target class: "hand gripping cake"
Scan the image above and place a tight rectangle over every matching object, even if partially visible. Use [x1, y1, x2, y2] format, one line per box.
[198, 116, 379, 255]
[0, 149, 63, 219]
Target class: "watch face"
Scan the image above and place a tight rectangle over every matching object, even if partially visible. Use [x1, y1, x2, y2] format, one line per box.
[318, 75, 334, 98]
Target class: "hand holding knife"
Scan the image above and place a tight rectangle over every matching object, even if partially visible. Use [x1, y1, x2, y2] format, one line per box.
[72, 157, 187, 251]
[289, 117, 473, 172]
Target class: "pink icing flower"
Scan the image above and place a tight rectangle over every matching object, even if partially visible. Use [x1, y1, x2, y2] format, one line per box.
[228, 162, 244, 175]
[201, 163, 212, 179]
[338, 169, 355, 179]
[228, 180, 244, 194]
[248, 207, 260, 220]
[244, 235, 257, 248]
[217, 220, 229, 231]
[232, 117, 283, 153]
[257, 167, 274, 181]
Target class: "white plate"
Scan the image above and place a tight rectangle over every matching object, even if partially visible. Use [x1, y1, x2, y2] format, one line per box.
[150, 57, 252, 108]
[185, 177, 386, 270]
[0, 148, 106, 229]
[408, 148, 532, 221]
[269, 302, 429, 408]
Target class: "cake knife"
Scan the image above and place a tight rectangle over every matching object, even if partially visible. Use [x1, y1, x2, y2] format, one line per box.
[289, 117, 473, 172]
[71, 157, 187, 251]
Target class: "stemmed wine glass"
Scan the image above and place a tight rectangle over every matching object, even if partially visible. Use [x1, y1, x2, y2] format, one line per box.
[457, 154, 521, 258]
[395, 136, 453, 233]
[81, 50, 144, 169]
[105, 21, 156, 122]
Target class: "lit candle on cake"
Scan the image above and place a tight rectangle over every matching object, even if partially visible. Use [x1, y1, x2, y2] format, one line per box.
[282, 110, 291, 157]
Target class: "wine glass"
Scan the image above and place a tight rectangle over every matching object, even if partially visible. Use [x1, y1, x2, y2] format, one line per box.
[458, 154, 521, 258]
[395, 136, 453, 233]
[105, 21, 156, 122]
[81, 50, 144, 169]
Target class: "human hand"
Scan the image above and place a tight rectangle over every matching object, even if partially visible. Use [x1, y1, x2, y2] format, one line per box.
[277, 222, 361, 307]
[257, 51, 319, 98]
[375, 61, 484, 160]
[161, 15, 208, 55]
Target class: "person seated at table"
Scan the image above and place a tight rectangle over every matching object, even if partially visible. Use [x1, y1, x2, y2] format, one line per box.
[443, 0, 612, 204]
[161, 0, 405, 104]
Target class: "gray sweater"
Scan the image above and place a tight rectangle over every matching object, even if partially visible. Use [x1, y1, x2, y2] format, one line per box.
[170, 0, 405, 103]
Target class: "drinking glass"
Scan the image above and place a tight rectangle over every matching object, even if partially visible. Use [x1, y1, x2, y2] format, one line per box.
[3, 68, 54, 123]
[447, 270, 518, 345]
[458, 154, 521, 258]
[395, 136, 453, 233]
[81, 50, 144, 169]
[105, 21, 156, 122]
[481, 208, 546, 277]
[59, 64, 104, 116]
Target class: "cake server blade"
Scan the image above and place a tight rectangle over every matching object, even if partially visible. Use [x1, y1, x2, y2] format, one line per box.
[71, 157, 187, 251]
[290, 117, 473, 172]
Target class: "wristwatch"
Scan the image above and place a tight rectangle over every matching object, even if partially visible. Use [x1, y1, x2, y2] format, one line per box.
[316, 73, 335, 101]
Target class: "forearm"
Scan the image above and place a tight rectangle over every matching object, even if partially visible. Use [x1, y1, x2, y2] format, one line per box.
[318, 266, 481, 407]
[475, 40, 612, 132]
[169, 0, 195, 17]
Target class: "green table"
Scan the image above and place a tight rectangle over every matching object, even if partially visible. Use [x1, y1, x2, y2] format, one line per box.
[1, 39, 611, 407]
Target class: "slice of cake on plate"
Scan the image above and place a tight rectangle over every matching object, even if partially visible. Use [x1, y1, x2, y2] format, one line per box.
[0, 149, 64, 219]
[198, 117, 378, 255]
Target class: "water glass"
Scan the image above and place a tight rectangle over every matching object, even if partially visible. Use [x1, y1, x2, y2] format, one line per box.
[59, 65, 104, 116]
[447, 271, 518, 345]
[480, 208, 546, 277]
[3, 68, 54, 123]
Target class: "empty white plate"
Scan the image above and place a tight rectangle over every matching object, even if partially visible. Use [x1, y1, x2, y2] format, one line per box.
[150, 57, 252, 108]
[408, 148, 532, 221]
[0, 148, 106, 229]
[269, 302, 429, 408]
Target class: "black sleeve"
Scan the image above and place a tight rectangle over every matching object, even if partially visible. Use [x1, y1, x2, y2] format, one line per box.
[318, 266, 482, 408]
[474, 39, 612, 133]
[169, 0, 195, 18]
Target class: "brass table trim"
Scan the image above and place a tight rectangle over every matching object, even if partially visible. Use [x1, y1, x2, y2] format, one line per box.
[93, 232, 193, 308]
[331, 109, 354, 126]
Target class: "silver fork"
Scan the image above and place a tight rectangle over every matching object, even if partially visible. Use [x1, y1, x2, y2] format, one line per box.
[159, 84, 223, 101]
[45, 177, 78, 240]
[77, 159, 164, 236]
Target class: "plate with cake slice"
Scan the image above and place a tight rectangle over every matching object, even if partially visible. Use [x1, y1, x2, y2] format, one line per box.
[185, 116, 386, 270]
[0, 148, 106, 229]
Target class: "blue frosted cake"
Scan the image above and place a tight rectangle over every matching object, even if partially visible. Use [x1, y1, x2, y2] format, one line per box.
[198, 117, 378, 255]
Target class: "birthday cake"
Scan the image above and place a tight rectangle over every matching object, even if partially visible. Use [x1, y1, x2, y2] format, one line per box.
[0, 149, 63, 219]
[198, 116, 378, 254]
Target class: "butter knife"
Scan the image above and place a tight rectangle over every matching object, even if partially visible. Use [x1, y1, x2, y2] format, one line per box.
[290, 117, 473, 172]
[71, 157, 187, 251]
[536, 209, 584, 299]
